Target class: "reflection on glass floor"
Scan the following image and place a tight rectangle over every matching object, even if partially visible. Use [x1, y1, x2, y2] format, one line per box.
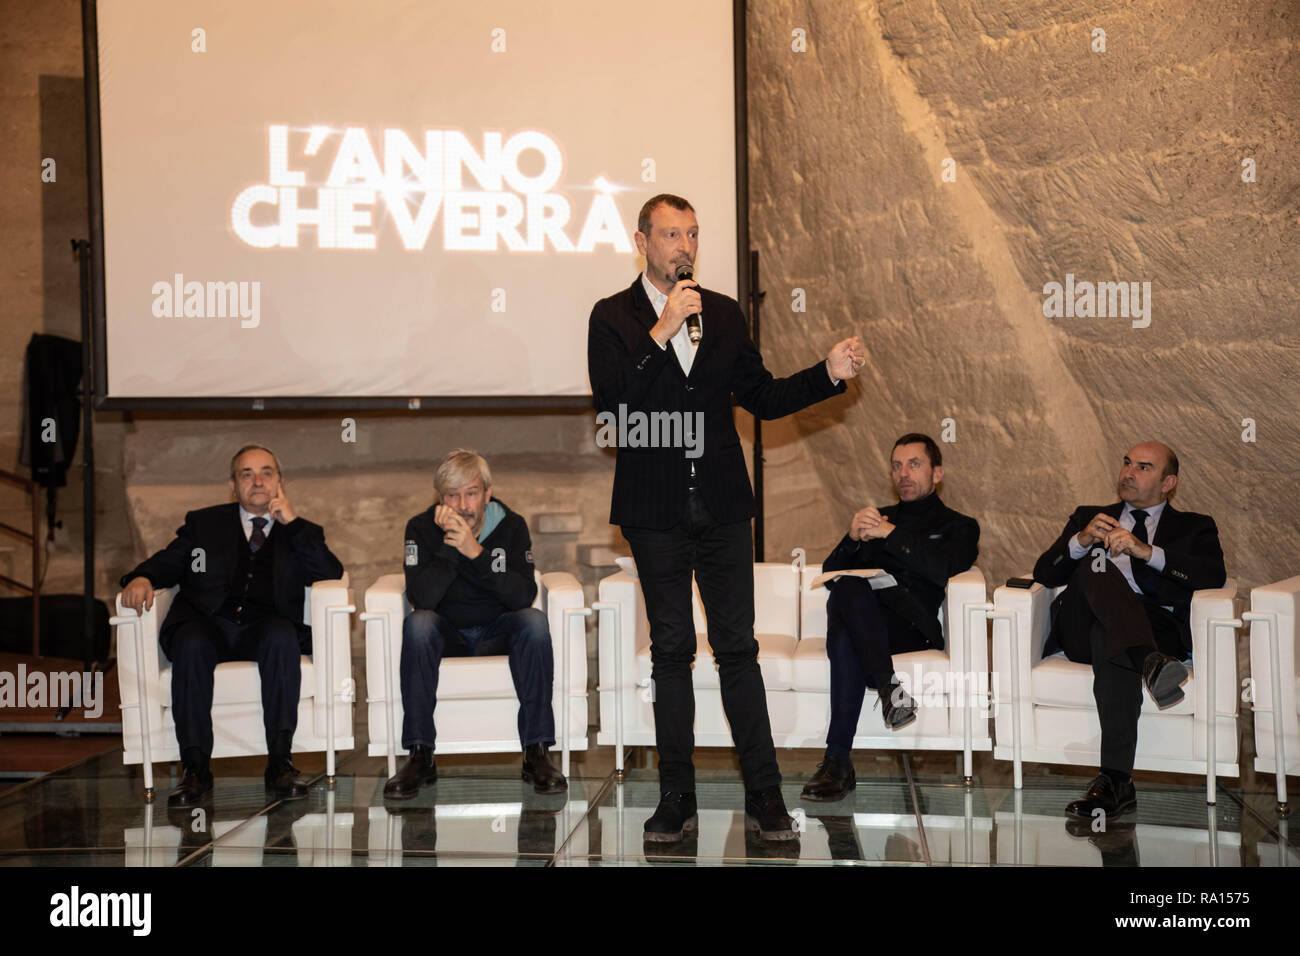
[0, 747, 1295, 867]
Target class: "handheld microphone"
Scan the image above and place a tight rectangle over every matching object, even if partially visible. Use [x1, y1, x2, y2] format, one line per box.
[674, 263, 702, 345]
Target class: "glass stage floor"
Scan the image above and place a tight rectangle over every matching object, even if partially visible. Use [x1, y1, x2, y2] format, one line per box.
[0, 742, 1294, 867]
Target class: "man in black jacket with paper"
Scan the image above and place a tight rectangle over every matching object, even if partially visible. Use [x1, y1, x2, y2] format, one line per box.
[587, 193, 864, 842]
[384, 449, 566, 798]
[802, 434, 980, 801]
[1033, 441, 1225, 821]
[119, 444, 345, 806]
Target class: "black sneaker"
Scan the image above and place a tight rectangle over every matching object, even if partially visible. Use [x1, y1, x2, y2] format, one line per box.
[744, 786, 799, 841]
[643, 792, 698, 843]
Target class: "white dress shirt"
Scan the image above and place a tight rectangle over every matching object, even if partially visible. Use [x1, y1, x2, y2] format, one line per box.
[642, 271, 700, 376]
[238, 505, 275, 542]
[1067, 499, 1168, 595]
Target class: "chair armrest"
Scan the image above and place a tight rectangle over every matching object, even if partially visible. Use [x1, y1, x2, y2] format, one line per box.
[363, 574, 408, 707]
[309, 578, 354, 721]
[597, 571, 648, 690]
[943, 567, 988, 674]
[112, 586, 172, 749]
[992, 578, 1053, 689]
[542, 571, 587, 689]
[1248, 575, 1300, 748]
[1190, 580, 1239, 718]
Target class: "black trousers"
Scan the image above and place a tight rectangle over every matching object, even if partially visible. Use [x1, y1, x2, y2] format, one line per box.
[168, 614, 302, 761]
[621, 488, 781, 794]
[1050, 559, 1185, 774]
[825, 577, 931, 753]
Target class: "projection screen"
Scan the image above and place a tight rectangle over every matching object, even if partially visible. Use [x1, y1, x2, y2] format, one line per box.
[87, 0, 745, 406]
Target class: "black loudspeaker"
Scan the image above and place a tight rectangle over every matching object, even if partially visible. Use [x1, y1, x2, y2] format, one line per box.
[0, 595, 110, 661]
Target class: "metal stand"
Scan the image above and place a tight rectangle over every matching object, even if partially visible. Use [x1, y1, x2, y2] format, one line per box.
[749, 249, 765, 561]
[72, 238, 96, 666]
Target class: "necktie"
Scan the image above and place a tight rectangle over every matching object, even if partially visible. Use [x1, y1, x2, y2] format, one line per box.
[250, 516, 268, 553]
[1129, 509, 1149, 544]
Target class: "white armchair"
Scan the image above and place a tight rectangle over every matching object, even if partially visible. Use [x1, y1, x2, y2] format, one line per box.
[595, 561, 990, 775]
[797, 565, 992, 775]
[1245, 574, 1299, 815]
[991, 578, 1240, 797]
[362, 570, 588, 776]
[112, 575, 356, 799]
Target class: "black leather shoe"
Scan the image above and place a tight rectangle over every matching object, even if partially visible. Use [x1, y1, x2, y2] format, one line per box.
[878, 677, 918, 730]
[800, 754, 856, 802]
[1065, 817, 1140, 865]
[264, 759, 310, 800]
[1143, 652, 1188, 709]
[167, 765, 214, 808]
[745, 787, 799, 841]
[1064, 773, 1137, 821]
[521, 743, 568, 794]
[383, 745, 437, 799]
[643, 792, 698, 843]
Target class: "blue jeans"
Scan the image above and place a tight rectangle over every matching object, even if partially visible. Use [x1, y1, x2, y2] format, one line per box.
[399, 607, 555, 750]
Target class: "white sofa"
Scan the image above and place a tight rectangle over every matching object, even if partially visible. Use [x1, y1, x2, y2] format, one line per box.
[1245, 574, 1300, 814]
[112, 576, 356, 798]
[362, 570, 588, 776]
[595, 561, 990, 771]
[991, 579, 1240, 795]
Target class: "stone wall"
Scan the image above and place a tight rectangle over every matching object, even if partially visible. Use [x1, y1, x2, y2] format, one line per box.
[748, 0, 1299, 590]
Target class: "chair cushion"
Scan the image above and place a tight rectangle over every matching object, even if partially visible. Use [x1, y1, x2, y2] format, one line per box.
[1030, 654, 1195, 715]
[635, 632, 797, 691]
[433, 656, 518, 699]
[161, 657, 314, 707]
[792, 638, 949, 694]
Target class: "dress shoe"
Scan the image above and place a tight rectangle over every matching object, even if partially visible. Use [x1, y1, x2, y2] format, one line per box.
[744, 787, 799, 841]
[1143, 652, 1188, 709]
[800, 754, 856, 802]
[877, 677, 918, 730]
[1065, 817, 1140, 866]
[521, 743, 567, 794]
[264, 759, 310, 800]
[167, 765, 214, 807]
[807, 810, 863, 860]
[383, 744, 437, 799]
[643, 791, 698, 843]
[1064, 773, 1137, 820]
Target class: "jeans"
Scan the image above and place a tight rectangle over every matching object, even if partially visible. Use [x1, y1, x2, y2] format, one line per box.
[399, 607, 555, 750]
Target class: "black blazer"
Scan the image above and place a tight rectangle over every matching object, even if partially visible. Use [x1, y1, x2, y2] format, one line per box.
[120, 503, 345, 654]
[821, 495, 980, 648]
[1033, 500, 1226, 650]
[588, 276, 846, 529]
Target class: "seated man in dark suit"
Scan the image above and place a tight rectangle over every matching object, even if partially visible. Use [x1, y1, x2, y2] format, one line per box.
[384, 449, 565, 798]
[1033, 441, 1225, 821]
[120, 444, 345, 806]
[802, 433, 980, 801]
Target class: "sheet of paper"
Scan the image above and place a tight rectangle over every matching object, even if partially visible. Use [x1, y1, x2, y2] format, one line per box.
[808, 568, 898, 590]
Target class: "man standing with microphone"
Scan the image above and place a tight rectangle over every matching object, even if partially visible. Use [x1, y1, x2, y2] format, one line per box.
[587, 194, 865, 842]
